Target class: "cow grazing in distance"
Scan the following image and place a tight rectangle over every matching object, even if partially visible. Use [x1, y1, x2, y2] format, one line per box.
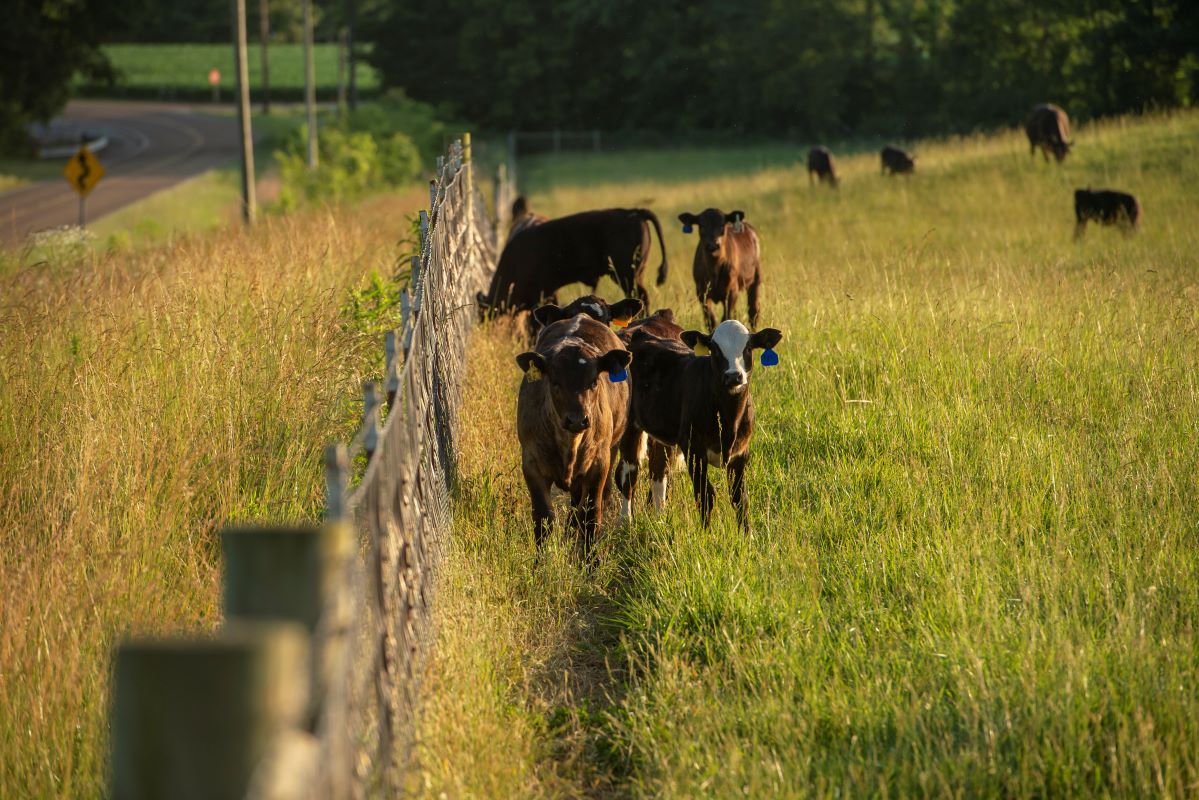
[515, 314, 632, 552]
[616, 320, 783, 531]
[1025, 104, 1072, 162]
[477, 208, 669, 326]
[881, 145, 916, 176]
[1074, 188, 1141, 239]
[507, 195, 548, 242]
[807, 146, 838, 188]
[679, 208, 763, 332]
[532, 294, 643, 338]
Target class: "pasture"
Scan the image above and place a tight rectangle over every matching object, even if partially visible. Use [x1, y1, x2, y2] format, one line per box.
[415, 112, 1199, 797]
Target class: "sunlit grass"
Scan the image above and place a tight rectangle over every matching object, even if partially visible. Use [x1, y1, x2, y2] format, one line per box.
[416, 111, 1199, 797]
[0, 192, 420, 798]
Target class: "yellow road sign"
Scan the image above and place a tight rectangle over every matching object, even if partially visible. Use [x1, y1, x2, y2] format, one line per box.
[63, 145, 105, 197]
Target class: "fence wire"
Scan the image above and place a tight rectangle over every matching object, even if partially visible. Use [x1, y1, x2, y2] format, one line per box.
[315, 138, 495, 798]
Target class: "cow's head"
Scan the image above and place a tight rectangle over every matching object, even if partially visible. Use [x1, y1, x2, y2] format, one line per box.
[682, 320, 782, 394]
[475, 291, 492, 322]
[1052, 140, 1072, 162]
[516, 345, 632, 433]
[679, 209, 746, 257]
[511, 195, 530, 217]
[533, 295, 643, 330]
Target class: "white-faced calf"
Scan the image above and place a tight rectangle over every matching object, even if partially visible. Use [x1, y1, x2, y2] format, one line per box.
[616, 319, 782, 531]
[679, 208, 763, 332]
[516, 314, 632, 551]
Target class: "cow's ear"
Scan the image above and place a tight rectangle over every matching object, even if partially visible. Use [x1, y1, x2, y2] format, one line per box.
[597, 348, 632, 374]
[609, 298, 643, 325]
[678, 212, 698, 225]
[726, 210, 745, 224]
[750, 328, 783, 350]
[532, 303, 563, 327]
[681, 330, 712, 355]
[515, 351, 547, 379]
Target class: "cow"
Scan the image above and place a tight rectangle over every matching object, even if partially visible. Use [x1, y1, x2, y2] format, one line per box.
[678, 208, 763, 332]
[1025, 103, 1072, 163]
[515, 314, 632, 552]
[1074, 188, 1141, 240]
[881, 145, 916, 176]
[532, 294, 643, 338]
[807, 146, 838, 188]
[477, 207, 669, 328]
[616, 319, 783, 531]
[507, 195, 548, 242]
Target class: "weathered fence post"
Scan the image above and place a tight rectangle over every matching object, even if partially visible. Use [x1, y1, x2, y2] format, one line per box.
[385, 331, 400, 411]
[400, 289, 413, 356]
[324, 443, 347, 522]
[111, 623, 309, 800]
[362, 381, 381, 462]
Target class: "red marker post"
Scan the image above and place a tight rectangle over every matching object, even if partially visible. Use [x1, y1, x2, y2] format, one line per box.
[209, 68, 221, 103]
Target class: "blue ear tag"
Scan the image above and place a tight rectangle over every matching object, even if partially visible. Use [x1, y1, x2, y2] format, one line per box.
[682, 224, 693, 234]
[761, 348, 779, 367]
[609, 367, 628, 383]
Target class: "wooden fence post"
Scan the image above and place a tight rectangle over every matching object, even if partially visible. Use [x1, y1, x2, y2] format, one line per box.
[324, 443, 347, 522]
[362, 381, 381, 462]
[111, 623, 309, 800]
[400, 290, 413, 356]
[385, 331, 400, 411]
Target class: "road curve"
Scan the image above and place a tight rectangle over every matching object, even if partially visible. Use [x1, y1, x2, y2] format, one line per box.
[0, 101, 240, 246]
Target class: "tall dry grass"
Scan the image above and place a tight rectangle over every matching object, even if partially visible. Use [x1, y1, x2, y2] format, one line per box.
[0, 191, 421, 798]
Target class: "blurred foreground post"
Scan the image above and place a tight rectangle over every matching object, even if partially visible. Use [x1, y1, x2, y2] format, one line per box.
[303, 0, 318, 169]
[231, 0, 257, 224]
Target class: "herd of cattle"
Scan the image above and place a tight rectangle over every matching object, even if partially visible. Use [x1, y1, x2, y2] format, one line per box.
[481, 102, 1142, 551]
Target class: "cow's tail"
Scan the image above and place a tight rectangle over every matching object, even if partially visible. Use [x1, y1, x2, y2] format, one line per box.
[639, 209, 669, 286]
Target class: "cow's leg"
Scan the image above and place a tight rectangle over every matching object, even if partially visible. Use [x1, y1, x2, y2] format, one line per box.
[700, 294, 718, 332]
[585, 469, 607, 555]
[1073, 220, 1086, 241]
[647, 440, 671, 510]
[747, 276, 762, 331]
[687, 449, 715, 528]
[523, 466, 554, 547]
[1041, 146, 1049, 163]
[616, 425, 646, 521]
[727, 454, 749, 533]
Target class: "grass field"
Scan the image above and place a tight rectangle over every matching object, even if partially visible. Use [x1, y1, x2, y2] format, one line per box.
[0, 191, 422, 798]
[81, 43, 378, 98]
[414, 112, 1199, 797]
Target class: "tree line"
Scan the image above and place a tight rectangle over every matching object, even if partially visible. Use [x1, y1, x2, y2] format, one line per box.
[365, 0, 1199, 138]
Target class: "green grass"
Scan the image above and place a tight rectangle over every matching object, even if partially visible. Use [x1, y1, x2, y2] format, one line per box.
[0, 191, 423, 798]
[416, 111, 1199, 797]
[0, 157, 63, 193]
[81, 43, 378, 98]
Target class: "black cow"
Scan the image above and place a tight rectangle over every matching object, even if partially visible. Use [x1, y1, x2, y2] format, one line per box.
[1025, 104, 1072, 163]
[477, 208, 668, 324]
[1074, 189, 1141, 239]
[532, 294, 644, 338]
[807, 146, 838, 188]
[881, 145, 916, 176]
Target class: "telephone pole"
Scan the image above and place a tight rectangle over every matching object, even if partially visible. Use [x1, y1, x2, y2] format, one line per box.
[303, 0, 318, 168]
[232, 0, 257, 223]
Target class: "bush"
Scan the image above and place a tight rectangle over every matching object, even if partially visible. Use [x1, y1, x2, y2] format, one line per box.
[277, 122, 421, 208]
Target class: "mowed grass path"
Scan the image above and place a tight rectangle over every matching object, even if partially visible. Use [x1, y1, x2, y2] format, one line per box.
[415, 113, 1199, 797]
[0, 191, 421, 798]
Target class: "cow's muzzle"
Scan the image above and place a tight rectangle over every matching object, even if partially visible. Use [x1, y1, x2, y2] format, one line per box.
[722, 372, 746, 390]
[562, 412, 590, 432]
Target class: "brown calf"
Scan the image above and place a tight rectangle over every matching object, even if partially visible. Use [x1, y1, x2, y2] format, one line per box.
[679, 208, 763, 331]
[616, 319, 782, 531]
[1025, 103, 1072, 163]
[515, 314, 632, 551]
[807, 146, 838, 187]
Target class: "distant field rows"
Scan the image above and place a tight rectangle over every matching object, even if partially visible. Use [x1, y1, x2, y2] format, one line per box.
[80, 43, 379, 96]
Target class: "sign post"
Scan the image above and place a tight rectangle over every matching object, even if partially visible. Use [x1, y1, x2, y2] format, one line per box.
[209, 68, 221, 103]
[62, 142, 105, 227]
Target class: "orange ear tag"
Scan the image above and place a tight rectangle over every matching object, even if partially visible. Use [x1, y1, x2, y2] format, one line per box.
[611, 317, 630, 329]
[693, 342, 710, 356]
[526, 365, 542, 382]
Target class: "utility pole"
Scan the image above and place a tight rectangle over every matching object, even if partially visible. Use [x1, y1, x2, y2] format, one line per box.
[258, 0, 270, 114]
[303, 0, 318, 169]
[346, 0, 358, 111]
[232, 0, 257, 223]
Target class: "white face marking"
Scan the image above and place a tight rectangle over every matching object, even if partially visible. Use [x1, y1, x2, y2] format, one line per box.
[710, 320, 752, 387]
[651, 478, 667, 510]
[563, 314, 583, 336]
[582, 301, 603, 319]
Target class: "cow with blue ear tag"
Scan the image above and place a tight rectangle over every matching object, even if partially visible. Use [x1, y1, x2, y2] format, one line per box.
[677, 208, 764, 332]
[616, 319, 783, 532]
[514, 313, 632, 555]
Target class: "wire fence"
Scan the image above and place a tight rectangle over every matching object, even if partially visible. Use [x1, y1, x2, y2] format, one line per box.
[109, 136, 498, 799]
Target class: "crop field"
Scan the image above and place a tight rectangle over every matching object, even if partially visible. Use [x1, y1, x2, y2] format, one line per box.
[0, 191, 422, 797]
[81, 43, 378, 98]
[414, 113, 1199, 797]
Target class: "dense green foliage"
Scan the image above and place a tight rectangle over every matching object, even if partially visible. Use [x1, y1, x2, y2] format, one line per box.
[369, 0, 1199, 136]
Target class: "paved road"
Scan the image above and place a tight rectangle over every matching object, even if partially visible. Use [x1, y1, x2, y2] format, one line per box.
[0, 101, 240, 246]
